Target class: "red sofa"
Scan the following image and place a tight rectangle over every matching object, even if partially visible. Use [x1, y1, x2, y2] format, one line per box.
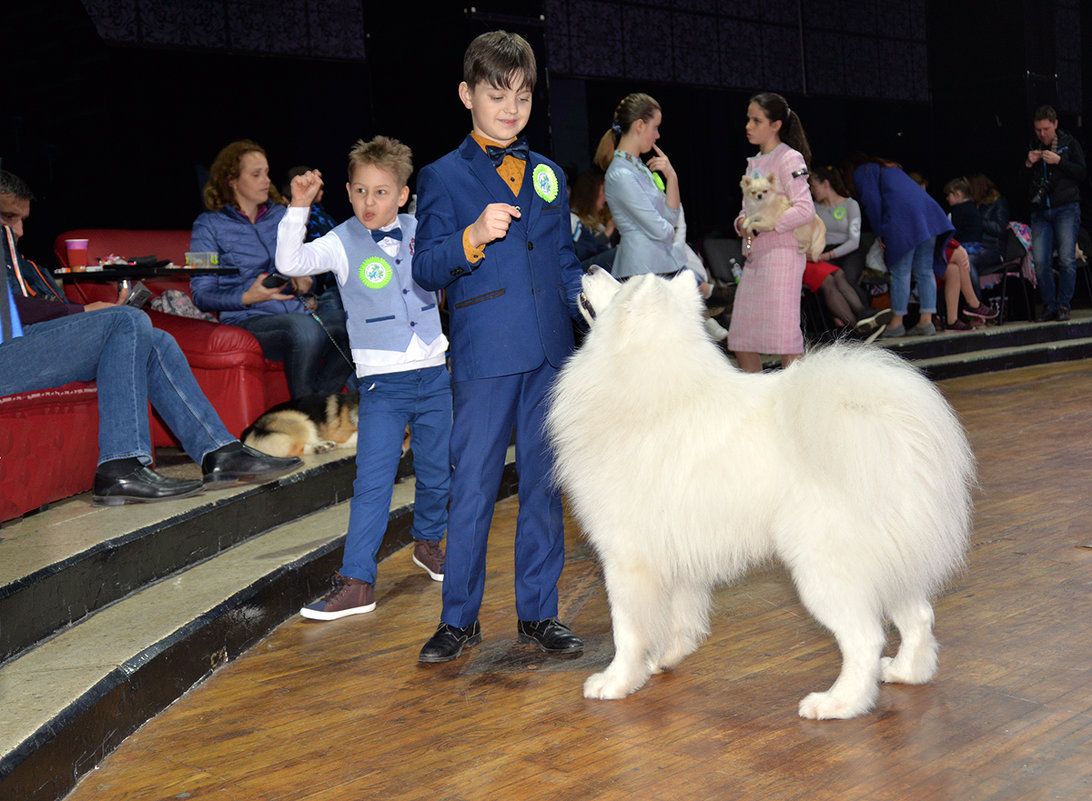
[0, 230, 290, 523]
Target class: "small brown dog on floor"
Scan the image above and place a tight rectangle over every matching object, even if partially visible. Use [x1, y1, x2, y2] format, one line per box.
[243, 392, 389, 458]
[740, 172, 825, 260]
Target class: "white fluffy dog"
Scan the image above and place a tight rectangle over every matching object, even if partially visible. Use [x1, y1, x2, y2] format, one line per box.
[547, 268, 974, 719]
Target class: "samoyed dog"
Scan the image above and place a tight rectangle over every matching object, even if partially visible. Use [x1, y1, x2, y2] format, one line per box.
[547, 268, 974, 719]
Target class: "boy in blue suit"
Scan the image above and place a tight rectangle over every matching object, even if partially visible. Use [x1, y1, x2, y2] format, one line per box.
[413, 30, 585, 662]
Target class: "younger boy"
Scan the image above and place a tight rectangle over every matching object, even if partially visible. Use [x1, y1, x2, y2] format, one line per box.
[412, 30, 585, 662]
[276, 136, 451, 619]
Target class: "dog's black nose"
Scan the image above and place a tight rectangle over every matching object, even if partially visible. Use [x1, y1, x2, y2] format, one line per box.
[579, 293, 596, 320]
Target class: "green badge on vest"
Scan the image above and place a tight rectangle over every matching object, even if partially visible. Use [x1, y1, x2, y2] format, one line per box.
[651, 172, 666, 192]
[360, 256, 392, 289]
[532, 164, 559, 203]
[833, 206, 846, 220]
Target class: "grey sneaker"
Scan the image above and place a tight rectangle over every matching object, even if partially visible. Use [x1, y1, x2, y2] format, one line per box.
[412, 538, 445, 581]
[906, 322, 936, 337]
[882, 323, 906, 338]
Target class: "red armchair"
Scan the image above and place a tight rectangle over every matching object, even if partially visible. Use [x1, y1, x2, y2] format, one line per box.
[0, 230, 290, 522]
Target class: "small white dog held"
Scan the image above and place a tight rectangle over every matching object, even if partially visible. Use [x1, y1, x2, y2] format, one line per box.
[548, 269, 975, 719]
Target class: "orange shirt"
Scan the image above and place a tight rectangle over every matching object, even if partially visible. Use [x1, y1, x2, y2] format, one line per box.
[462, 132, 528, 262]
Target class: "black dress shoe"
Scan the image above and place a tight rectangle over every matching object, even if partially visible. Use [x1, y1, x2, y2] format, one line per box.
[93, 467, 205, 506]
[201, 442, 302, 485]
[517, 617, 584, 655]
[1056, 306, 1071, 322]
[419, 621, 482, 663]
[1036, 307, 1057, 322]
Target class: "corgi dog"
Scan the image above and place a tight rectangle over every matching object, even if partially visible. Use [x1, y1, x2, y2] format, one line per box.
[242, 393, 362, 458]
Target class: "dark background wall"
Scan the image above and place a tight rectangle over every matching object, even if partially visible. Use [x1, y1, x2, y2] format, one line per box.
[2, 0, 1087, 263]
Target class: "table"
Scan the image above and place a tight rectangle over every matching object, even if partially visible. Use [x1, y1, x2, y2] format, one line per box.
[55, 266, 238, 305]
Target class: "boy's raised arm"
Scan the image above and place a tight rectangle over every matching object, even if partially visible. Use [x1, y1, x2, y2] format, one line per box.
[275, 206, 346, 283]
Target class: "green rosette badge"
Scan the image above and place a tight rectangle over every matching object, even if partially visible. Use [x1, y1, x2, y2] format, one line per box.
[532, 164, 559, 203]
[359, 256, 392, 289]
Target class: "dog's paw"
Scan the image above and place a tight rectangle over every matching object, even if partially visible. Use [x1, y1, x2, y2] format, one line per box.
[797, 691, 871, 720]
[880, 654, 936, 685]
[312, 441, 337, 454]
[583, 670, 643, 700]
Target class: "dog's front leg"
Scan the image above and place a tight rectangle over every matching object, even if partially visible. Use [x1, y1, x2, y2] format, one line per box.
[584, 559, 662, 700]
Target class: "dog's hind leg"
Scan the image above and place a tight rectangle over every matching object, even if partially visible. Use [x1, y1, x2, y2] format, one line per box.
[584, 559, 665, 700]
[793, 573, 885, 719]
[651, 581, 711, 674]
[881, 597, 938, 685]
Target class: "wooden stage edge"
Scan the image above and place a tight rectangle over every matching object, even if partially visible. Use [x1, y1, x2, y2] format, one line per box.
[63, 361, 1092, 801]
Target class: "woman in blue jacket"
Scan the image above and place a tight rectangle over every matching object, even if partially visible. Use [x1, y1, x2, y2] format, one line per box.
[190, 140, 352, 398]
[850, 156, 953, 338]
[594, 93, 687, 280]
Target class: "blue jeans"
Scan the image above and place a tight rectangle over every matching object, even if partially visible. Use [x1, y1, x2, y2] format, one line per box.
[888, 236, 938, 316]
[1031, 201, 1080, 310]
[0, 306, 235, 466]
[235, 306, 353, 399]
[341, 365, 452, 584]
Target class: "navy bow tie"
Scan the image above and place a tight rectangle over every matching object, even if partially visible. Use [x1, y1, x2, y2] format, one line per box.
[372, 227, 402, 243]
[485, 138, 530, 167]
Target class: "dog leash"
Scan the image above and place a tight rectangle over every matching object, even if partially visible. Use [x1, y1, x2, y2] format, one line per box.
[306, 305, 355, 370]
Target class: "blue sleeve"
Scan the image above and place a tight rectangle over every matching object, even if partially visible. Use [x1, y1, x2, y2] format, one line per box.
[853, 164, 884, 236]
[554, 170, 585, 319]
[412, 163, 478, 292]
[189, 213, 246, 312]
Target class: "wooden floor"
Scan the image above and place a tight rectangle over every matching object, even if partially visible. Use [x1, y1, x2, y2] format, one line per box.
[63, 362, 1092, 801]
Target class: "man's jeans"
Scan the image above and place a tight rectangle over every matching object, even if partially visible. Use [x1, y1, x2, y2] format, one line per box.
[1031, 201, 1080, 311]
[0, 306, 235, 465]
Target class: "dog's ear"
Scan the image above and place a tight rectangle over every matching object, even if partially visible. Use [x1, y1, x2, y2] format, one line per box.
[741, 175, 752, 188]
[766, 172, 777, 187]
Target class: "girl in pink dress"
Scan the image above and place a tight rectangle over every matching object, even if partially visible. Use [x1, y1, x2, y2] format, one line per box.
[728, 93, 815, 372]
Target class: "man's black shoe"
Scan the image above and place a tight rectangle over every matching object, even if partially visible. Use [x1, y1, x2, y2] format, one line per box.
[419, 621, 482, 663]
[1056, 306, 1071, 322]
[201, 442, 301, 485]
[517, 617, 584, 655]
[1036, 307, 1057, 322]
[93, 467, 205, 506]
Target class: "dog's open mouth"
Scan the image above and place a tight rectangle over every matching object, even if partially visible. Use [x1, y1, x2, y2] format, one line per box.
[579, 293, 596, 320]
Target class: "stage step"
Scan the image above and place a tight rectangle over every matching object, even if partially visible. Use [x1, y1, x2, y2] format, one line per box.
[0, 449, 517, 801]
[879, 310, 1092, 379]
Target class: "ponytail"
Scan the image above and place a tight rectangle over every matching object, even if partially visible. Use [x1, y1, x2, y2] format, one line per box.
[749, 92, 812, 169]
[594, 92, 662, 170]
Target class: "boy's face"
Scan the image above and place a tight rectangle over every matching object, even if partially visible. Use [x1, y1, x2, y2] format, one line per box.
[458, 75, 532, 144]
[946, 190, 967, 207]
[346, 163, 409, 230]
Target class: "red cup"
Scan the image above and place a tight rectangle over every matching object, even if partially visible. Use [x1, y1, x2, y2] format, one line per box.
[65, 238, 89, 271]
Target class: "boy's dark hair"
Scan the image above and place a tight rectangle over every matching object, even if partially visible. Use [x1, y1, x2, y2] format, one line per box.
[1033, 104, 1058, 123]
[348, 136, 413, 187]
[0, 169, 34, 201]
[463, 30, 537, 92]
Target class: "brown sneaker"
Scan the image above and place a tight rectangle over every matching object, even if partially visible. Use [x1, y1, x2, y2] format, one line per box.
[412, 538, 445, 581]
[300, 573, 375, 620]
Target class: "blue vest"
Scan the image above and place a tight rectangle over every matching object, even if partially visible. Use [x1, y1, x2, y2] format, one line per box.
[333, 214, 442, 353]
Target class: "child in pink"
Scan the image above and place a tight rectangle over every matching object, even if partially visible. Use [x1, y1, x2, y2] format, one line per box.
[728, 93, 816, 372]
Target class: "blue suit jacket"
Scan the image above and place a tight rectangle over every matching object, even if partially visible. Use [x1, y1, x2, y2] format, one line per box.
[413, 135, 583, 382]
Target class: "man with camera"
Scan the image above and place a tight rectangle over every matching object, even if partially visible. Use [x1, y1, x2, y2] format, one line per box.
[1025, 105, 1086, 322]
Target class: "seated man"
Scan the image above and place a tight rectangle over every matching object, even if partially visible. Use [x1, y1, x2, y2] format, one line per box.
[1, 171, 301, 504]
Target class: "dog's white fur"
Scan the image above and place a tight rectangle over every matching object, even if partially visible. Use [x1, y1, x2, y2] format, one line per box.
[740, 172, 826, 261]
[547, 269, 974, 719]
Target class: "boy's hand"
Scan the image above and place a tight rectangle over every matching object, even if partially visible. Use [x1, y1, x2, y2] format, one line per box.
[290, 170, 324, 207]
[468, 203, 521, 248]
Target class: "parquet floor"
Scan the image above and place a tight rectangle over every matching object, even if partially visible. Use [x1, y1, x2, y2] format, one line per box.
[63, 361, 1092, 801]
